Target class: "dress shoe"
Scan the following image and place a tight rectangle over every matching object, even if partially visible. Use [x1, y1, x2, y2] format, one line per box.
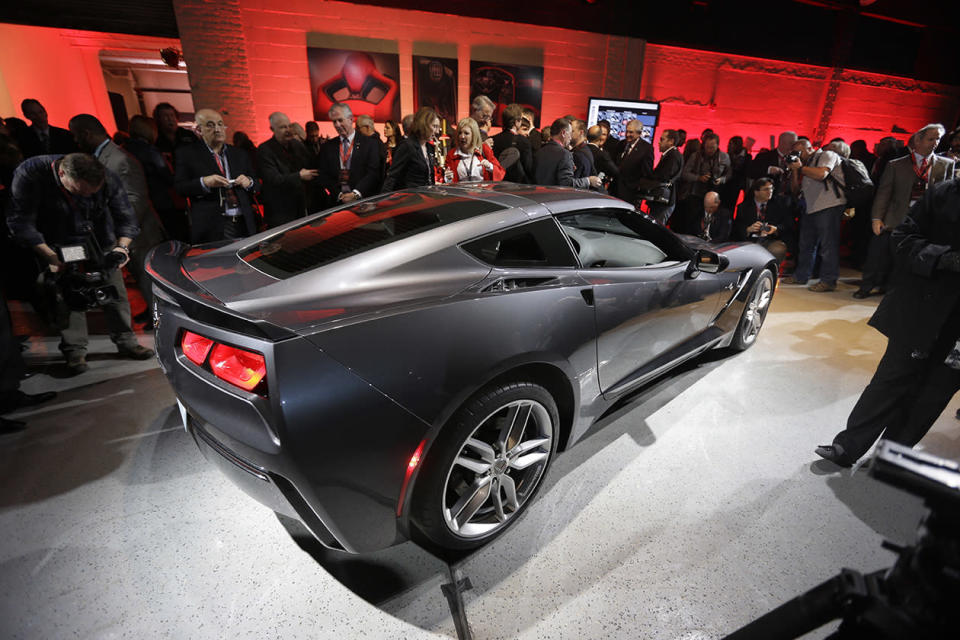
[808, 281, 837, 292]
[780, 276, 807, 285]
[852, 289, 871, 299]
[815, 444, 853, 468]
[118, 344, 155, 360]
[66, 354, 89, 375]
[0, 416, 27, 433]
[1, 390, 57, 412]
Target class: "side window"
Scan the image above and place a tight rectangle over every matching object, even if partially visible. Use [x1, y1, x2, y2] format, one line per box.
[558, 209, 680, 268]
[462, 218, 578, 268]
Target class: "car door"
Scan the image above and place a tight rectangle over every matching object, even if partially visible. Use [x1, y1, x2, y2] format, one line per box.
[557, 209, 735, 395]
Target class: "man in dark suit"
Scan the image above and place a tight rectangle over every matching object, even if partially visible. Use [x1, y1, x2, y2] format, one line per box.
[817, 177, 960, 468]
[611, 119, 654, 206]
[491, 104, 533, 183]
[570, 119, 596, 186]
[747, 131, 797, 194]
[586, 125, 619, 186]
[641, 128, 684, 226]
[598, 119, 623, 159]
[317, 103, 382, 206]
[688, 191, 731, 242]
[174, 108, 260, 243]
[534, 118, 601, 189]
[257, 111, 318, 228]
[520, 109, 542, 153]
[733, 177, 792, 262]
[16, 99, 76, 158]
[856, 124, 954, 298]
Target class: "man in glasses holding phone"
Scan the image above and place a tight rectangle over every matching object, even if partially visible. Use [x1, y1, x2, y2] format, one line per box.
[174, 108, 259, 243]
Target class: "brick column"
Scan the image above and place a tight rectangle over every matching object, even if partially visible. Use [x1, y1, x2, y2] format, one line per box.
[172, 0, 256, 135]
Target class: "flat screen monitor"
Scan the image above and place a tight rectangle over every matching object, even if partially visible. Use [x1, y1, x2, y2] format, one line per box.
[586, 98, 661, 144]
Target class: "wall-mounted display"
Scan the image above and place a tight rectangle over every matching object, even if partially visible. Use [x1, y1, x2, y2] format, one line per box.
[586, 97, 661, 144]
[469, 61, 543, 128]
[308, 47, 400, 122]
[413, 55, 457, 127]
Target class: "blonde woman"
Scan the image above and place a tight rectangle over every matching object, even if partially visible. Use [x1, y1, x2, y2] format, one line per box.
[444, 118, 505, 183]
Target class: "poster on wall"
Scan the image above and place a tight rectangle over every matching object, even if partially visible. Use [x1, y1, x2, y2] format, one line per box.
[469, 61, 543, 128]
[307, 47, 401, 122]
[413, 56, 457, 127]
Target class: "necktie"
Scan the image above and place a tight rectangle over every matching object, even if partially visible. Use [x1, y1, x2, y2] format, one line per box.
[759, 202, 767, 220]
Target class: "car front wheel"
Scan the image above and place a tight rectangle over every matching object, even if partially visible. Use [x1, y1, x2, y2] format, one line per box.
[411, 381, 558, 551]
[730, 269, 774, 351]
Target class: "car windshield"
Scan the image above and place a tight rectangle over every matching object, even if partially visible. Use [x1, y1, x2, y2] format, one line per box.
[240, 191, 504, 279]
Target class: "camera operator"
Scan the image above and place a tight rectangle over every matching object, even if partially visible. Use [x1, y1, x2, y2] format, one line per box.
[781, 138, 846, 291]
[7, 152, 154, 375]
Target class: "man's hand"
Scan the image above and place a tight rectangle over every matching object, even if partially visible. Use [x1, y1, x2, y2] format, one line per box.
[787, 160, 803, 171]
[937, 251, 960, 272]
[588, 175, 602, 188]
[699, 174, 711, 183]
[760, 224, 777, 237]
[233, 174, 254, 189]
[202, 174, 231, 188]
[747, 221, 764, 234]
[299, 169, 318, 181]
[110, 246, 131, 268]
[338, 192, 358, 203]
[871, 219, 885, 236]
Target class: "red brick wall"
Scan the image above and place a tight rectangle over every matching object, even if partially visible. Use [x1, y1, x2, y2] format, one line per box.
[643, 44, 960, 152]
[173, 0, 257, 136]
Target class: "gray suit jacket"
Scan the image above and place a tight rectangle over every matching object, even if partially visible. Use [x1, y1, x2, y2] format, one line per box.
[871, 154, 955, 228]
[98, 140, 166, 250]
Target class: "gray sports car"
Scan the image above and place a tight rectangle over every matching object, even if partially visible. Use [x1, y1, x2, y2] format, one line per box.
[147, 183, 776, 554]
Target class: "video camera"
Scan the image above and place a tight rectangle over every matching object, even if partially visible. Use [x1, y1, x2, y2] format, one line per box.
[42, 232, 124, 315]
[725, 440, 960, 639]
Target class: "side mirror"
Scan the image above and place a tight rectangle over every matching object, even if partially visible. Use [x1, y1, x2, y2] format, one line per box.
[691, 249, 729, 275]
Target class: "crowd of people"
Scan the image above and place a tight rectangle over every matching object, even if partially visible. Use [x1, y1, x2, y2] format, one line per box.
[1, 93, 959, 438]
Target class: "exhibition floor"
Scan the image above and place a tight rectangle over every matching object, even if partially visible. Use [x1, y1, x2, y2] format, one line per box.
[2, 275, 958, 639]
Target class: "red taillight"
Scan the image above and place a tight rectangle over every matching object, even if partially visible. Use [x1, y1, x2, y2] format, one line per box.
[208, 343, 267, 392]
[397, 440, 427, 517]
[182, 331, 214, 365]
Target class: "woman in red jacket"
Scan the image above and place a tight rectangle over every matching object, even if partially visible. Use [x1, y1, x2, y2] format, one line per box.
[443, 118, 505, 183]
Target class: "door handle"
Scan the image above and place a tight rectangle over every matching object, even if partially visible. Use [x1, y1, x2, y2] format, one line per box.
[580, 289, 595, 306]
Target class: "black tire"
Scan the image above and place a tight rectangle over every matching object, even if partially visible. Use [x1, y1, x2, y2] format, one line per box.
[730, 270, 774, 351]
[410, 381, 559, 551]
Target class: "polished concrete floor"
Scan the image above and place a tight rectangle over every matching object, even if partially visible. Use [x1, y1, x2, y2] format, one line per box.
[2, 275, 958, 639]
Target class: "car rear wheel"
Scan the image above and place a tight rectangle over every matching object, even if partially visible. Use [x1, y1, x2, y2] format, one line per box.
[730, 270, 774, 351]
[411, 381, 558, 551]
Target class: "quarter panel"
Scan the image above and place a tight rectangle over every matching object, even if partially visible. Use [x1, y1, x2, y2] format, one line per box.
[306, 278, 601, 437]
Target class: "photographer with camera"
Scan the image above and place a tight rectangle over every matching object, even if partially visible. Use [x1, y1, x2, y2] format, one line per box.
[7, 153, 154, 375]
[781, 138, 846, 291]
[677, 132, 731, 235]
[733, 177, 793, 263]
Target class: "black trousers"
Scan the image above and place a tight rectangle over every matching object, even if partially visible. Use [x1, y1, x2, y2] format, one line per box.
[1, 296, 25, 408]
[859, 231, 893, 292]
[834, 330, 960, 462]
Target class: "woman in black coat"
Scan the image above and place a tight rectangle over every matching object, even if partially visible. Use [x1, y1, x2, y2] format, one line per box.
[382, 107, 439, 192]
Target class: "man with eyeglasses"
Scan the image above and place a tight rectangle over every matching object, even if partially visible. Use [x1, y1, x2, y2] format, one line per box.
[174, 109, 259, 243]
[733, 177, 792, 263]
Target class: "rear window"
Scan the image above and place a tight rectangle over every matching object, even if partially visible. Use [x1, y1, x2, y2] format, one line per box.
[240, 191, 504, 279]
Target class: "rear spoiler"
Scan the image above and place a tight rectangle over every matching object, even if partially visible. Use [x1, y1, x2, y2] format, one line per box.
[146, 241, 297, 341]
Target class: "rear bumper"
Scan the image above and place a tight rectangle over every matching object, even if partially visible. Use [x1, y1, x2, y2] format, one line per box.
[153, 277, 432, 553]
